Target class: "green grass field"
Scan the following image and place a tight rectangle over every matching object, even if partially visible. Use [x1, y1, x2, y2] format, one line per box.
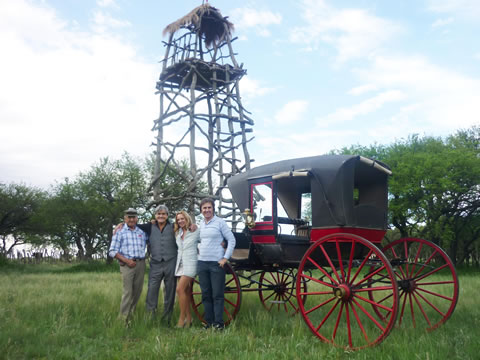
[0, 262, 478, 360]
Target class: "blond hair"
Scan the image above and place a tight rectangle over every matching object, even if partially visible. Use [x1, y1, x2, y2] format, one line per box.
[174, 211, 193, 233]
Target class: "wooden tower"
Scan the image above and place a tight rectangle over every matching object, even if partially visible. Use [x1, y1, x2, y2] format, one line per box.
[152, 3, 254, 224]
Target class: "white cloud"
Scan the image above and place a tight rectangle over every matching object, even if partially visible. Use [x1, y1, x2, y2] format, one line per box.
[290, 0, 402, 62]
[274, 100, 309, 125]
[426, 0, 480, 19]
[97, 0, 118, 9]
[474, 52, 480, 60]
[317, 90, 405, 125]
[231, 7, 282, 37]
[354, 55, 480, 130]
[255, 127, 360, 165]
[348, 84, 378, 96]
[240, 77, 276, 100]
[92, 11, 131, 33]
[431, 17, 454, 27]
[0, 0, 158, 187]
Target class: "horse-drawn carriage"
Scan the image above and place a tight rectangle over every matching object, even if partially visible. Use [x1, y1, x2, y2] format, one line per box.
[191, 155, 459, 350]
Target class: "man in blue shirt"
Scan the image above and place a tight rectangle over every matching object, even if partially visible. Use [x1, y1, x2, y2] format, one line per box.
[197, 198, 236, 330]
[109, 208, 147, 323]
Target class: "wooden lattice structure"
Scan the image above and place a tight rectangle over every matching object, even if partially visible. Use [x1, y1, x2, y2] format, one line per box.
[152, 3, 254, 224]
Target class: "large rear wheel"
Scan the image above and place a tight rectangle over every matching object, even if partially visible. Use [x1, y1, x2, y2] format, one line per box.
[296, 234, 399, 350]
[381, 238, 459, 331]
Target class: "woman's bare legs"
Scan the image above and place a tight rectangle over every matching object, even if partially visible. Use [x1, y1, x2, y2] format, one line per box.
[176, 275, 194, 327]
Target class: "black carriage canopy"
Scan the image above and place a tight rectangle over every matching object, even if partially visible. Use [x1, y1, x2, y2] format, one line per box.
[227, 155, 392, 230]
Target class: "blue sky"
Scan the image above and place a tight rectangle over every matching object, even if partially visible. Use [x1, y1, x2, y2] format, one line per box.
[1, 0, 479, 188]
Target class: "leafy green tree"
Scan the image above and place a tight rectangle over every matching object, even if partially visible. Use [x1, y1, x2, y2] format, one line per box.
[37, 153, 150, 260]
[0, 183, 46, 257]
[334, 126, 480, 265]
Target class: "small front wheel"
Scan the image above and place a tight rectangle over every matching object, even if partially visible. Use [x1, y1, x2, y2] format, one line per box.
[258, 269, 306, 315]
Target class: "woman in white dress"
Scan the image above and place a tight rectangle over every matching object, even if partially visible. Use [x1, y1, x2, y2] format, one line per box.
[174, 210, 200, 328]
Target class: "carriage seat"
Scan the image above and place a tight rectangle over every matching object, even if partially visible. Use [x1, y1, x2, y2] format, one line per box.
[231, 231, 250, 261]
[231, 248, 249, 260]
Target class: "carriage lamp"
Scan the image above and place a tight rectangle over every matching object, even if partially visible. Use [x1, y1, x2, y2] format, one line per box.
[243, 209, 256, 229]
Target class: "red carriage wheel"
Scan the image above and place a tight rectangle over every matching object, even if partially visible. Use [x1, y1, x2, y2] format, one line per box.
[191, 262, 242, 326]
[379, 238, 459, 331]
[296, 234, 399, 350]
[258, 269, 306, 315]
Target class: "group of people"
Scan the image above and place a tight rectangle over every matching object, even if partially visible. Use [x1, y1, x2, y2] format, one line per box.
[108, 198, 236, 330]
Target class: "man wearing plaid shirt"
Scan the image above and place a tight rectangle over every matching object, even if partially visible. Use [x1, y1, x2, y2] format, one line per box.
[109, 208, 147, 322]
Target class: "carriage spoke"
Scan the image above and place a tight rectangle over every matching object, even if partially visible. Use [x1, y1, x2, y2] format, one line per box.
[416, 286, 454, 302]
[388, 247, 408, 279]
[409, 242, 423, 277]
[412, 249, 439, 279]
[332, 302, 345, 341]
[262, 277, 274, 286]
[350, 301, 369, 343]
[315, 299, 340, 332]
[225, 277, 235, 287]
[223, 306, 233, 321]
[415, 263, 448, 282]
[301, 271, 336, 288]
[345, 304, 354, 348]
[354, 293, 395, 313]
[224, 297, 236, 308]
[414, 290, 448, 317]
[403, 240, 409, 277]
[319, 244, 342, 283]
[410, 291, 432, 327]
[351, 298, 386, 332]
[262, 291, 276, 302]
[408, 293, 416, 328]
[355, 264, 387, 287]
[417, 280, 455, 286]
[305, 296, 336, 315]
[350, 249, 373, 284]
[347, 240, 356, 282]
[287, 297, 298, 312]
[300, 290, 333, 296]
[398, 291, 407, 325]
[335, 239, 345, 282]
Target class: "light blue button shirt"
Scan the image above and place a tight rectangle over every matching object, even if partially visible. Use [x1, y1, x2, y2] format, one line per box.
[198, 215, 236, 261]
[108, 224, 147, 259]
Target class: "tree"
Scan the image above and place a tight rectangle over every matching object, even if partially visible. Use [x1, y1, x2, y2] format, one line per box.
[0, 183, 46, 257]
[39, 153, 150, 260]
[334, 126, 480, 265]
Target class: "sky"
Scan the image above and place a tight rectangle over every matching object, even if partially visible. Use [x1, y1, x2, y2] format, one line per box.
[1, 0, 479, 189]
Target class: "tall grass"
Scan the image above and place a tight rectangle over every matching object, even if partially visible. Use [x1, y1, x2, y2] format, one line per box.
[0, 263, 478, 359]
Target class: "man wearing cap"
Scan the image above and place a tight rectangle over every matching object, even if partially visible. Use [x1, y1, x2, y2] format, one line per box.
[109, 208, 147, 323]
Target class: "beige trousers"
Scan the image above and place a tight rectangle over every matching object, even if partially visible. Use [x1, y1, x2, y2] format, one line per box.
[119, 259, 145, 319]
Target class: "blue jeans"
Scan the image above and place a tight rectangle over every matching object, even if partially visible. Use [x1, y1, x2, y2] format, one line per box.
[197, 260, 225, 326]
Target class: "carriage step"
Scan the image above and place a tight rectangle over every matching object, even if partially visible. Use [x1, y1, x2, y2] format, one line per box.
[269, 300, 286, 304]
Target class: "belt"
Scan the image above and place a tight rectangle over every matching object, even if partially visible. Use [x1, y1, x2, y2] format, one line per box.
[132, 257, 145, 261]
